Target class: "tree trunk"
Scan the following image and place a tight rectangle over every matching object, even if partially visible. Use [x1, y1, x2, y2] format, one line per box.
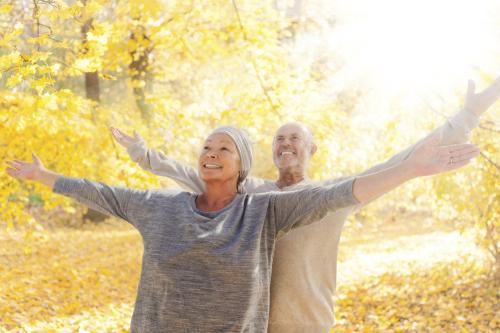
[129, 29, 153, 123]
[80, 13, 107, 223]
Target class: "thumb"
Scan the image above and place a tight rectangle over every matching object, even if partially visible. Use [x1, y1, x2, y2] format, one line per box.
[466, 79, 476, 100]
[133, 130, 142, 140]
[32, 152, 42, 166]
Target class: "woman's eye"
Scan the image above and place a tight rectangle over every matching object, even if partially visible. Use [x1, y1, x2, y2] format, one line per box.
[221, 147, 229, 151]
[203, 146, 209, 150]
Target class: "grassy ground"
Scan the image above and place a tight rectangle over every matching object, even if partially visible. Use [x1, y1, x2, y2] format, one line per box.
[0, 216, 497, 332]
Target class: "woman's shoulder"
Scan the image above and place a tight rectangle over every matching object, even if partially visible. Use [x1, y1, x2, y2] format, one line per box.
[137, 188, 191, 203]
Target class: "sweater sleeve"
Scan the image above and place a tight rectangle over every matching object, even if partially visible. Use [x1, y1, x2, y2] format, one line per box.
[321, 109, 480, 197]
[127, 140, 205, 193]
[356, 108, 479, 176]
[52, 176, 154, 233]
[270, 177, 359, 232]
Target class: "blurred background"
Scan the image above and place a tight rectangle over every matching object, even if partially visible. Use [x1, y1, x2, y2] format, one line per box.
[1, 0, 499, 331]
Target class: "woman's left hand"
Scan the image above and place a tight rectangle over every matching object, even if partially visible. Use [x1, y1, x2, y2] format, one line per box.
[405, 133, 480, 177]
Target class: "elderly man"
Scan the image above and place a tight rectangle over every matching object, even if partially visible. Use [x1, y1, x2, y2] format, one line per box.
[111, 78, 498, 332]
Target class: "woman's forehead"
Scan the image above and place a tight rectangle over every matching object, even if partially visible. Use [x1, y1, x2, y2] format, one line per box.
[205, 133, 235, 146]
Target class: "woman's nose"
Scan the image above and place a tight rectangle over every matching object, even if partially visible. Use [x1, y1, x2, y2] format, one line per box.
[205, 151, 217, 158]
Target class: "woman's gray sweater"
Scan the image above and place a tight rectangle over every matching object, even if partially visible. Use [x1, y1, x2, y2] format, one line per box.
[53, 176, 357, 332]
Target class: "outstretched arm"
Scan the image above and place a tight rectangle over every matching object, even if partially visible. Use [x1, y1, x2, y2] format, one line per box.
[357, 77, 499, 178]
[6, 153, 153, 231]
[111, 127, 205, 193]
[273, 136, 479, 232]
[6, 153, 59, 188]
[352, 133, 479, 203]
[111, 127, 268, 193]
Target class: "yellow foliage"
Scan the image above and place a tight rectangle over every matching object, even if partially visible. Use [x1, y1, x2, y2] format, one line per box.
[0, 1, 498, 328]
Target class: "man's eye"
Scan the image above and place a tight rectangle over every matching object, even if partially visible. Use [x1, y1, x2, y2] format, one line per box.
[203, 146, 209, 150]
[221, 147, 229, 151]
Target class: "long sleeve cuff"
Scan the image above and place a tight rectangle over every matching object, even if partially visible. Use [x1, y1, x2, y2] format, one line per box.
[337, 177, 360, 207]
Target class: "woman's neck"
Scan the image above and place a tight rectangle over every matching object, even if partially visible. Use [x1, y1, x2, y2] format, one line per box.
[196, 181, 238, 212]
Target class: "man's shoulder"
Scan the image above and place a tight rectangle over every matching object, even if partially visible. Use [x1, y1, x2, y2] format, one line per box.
[244, 177, 277, 193]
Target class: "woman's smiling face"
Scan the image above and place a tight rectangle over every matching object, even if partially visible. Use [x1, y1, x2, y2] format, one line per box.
[198, 133, 241, 185]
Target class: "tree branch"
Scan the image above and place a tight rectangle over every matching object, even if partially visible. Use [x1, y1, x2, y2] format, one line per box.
[231, 0, 282, 118]
[480, 151, 500, 172]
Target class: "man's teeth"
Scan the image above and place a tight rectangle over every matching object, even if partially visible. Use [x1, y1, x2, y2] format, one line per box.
[281, 151, 294, 156]
[205, 164, 222, 169]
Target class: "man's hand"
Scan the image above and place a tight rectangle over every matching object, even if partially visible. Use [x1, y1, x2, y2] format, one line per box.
[110, 127, 143, 149]
[464, 76, 500, 117]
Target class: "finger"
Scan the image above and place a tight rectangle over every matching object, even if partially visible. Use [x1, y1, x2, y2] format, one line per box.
[114, 128, 132, 140]
[5, 161, 21, 169]
[6, 167, 20, 178]
[110, 128, 119, 139]
[451, 149, 480, 162]
[32, 152, 42, 166]
[447, 150, 479, 167]
[134, 130, 144, 141]
[466, 79, 476, 99]
[441, 143, 478, 154]
[454, 146, 480, 157]
[13, 159, 29, 165]
[449, 148, 480, 159]
[445, 159, 471, 171]
[112, 129, 126, 141]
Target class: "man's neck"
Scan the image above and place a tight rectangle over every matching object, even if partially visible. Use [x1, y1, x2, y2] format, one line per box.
[276, 168, 307, 189]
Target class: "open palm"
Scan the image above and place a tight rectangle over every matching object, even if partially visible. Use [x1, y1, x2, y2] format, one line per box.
[6, 153, 45, 181]
[407, 133, 480, 177]
[110, 127, 143, 149]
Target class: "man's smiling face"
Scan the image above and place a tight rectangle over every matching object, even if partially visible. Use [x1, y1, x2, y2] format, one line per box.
[272, 122, 316, 171]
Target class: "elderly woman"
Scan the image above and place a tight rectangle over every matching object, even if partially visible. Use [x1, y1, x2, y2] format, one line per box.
[5, 126, 478, 332]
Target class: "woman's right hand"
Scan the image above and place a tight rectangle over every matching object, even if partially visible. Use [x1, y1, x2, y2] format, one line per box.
[110, 127, 143, 149]
[6, 153, 46, 181]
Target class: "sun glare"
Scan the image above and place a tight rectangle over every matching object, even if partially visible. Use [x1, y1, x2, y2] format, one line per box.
[329, 0, 500, 106]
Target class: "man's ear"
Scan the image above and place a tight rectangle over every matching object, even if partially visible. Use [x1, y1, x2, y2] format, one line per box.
[310, 143, 317, 156]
